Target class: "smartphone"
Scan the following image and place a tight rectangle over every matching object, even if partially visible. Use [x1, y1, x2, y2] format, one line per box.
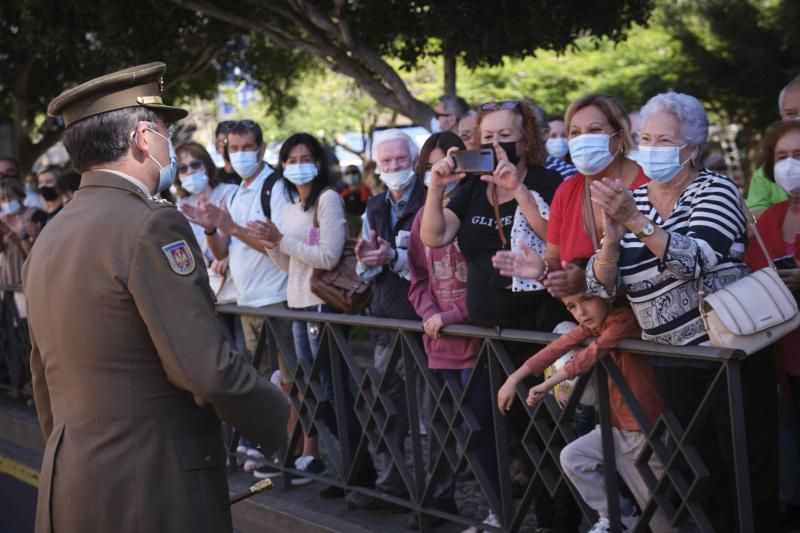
[774, 255, 799, 269]
[452, 149, 495, 174]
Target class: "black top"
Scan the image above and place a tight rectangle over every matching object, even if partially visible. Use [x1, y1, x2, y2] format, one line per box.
[446, 166, 564, 327]
[215, 167, 241, 185]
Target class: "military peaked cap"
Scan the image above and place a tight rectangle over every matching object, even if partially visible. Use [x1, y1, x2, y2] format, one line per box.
[47, 62, 188, 127]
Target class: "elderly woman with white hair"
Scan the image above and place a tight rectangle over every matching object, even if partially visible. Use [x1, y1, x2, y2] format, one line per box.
[588, 92, 778, 532]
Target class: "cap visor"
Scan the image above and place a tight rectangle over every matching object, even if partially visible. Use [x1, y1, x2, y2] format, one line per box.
[144, 103, 188, 123]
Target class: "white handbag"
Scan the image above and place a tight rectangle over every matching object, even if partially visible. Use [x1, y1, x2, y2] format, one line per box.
[698, 189, 800, 354]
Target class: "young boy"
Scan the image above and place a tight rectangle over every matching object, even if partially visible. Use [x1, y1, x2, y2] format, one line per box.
[497, 291, 675, 533]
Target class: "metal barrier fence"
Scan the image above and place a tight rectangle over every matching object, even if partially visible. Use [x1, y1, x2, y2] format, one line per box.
[0, 284, 754, 532]
[216, 304, 754, 533]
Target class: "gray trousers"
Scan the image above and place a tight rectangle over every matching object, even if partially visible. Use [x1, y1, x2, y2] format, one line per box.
[560, 426, 678, 533]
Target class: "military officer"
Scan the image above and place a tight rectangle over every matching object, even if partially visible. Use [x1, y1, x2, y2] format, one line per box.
[22, 62, 289, 533]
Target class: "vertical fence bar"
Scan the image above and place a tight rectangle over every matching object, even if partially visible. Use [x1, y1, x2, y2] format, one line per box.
[595, 364, 622, 533]
[726, 358, 754, 533]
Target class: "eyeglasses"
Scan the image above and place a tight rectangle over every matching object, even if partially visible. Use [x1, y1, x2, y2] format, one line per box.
[459, 131, 474, 141]
[178, 160, 204, 174]
[435, 113, 453, 119]
[479, 101, 521, 112]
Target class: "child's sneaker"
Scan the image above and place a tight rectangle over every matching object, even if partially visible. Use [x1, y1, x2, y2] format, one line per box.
[588, 517, 611, 533]
[460, 511, 501, 532]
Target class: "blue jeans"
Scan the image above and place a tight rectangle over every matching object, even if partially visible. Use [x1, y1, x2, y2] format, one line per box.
[292, 304, 332, 401]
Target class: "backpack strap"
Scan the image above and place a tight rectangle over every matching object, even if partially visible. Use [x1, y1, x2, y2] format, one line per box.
[260, 171, 281, 220]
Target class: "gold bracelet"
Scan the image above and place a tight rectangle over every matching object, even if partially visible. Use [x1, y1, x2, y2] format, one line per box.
[594, 253, 619, 268]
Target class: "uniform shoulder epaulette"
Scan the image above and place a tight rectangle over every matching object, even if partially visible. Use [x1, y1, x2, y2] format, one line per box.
[147, 195, 174, 206]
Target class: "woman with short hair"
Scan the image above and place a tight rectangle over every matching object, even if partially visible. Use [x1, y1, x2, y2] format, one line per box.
[587, 91, 778, 532]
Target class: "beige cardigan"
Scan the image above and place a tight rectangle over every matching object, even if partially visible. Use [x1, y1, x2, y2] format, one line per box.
[270, 188, 347, 308]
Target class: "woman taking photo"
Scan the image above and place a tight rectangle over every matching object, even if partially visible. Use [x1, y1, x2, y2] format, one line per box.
[585, 92, 778, 532]
[421, 100, 578, 533]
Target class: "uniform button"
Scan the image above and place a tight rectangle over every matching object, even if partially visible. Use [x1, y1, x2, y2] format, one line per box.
[204, 455, 212, 463]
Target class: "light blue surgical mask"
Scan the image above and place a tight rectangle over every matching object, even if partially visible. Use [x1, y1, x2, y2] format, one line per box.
[179, 171, 209, 195]
[636, 144, 689, 184]
[283, 163, 318, 185]
[545, 138, 569, 159]
[229, 150, 261, 179]
[1, 200, 21, 215]
[568, 133, 618, 176]
[146, 127, 177, 193]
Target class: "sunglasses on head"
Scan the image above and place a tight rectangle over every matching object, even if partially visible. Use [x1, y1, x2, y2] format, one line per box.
[480, 100, 521, 112]
[178, 160, 204, 174]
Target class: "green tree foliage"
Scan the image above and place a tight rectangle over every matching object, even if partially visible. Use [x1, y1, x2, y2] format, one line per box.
[0, 1, 313, 170]
[170, 0, 653, 127]
[658, 0, 800, 130]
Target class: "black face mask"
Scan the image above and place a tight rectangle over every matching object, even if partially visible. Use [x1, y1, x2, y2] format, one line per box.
[480, 142, 521, 167]
[39, 186, 59, 202]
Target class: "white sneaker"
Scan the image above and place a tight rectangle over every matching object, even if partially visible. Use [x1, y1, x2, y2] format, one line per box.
[236, 444, 248, 455]
[588, 517, 611, 533]
[620, 513, 639, 532]
[460, 511, 501, 532]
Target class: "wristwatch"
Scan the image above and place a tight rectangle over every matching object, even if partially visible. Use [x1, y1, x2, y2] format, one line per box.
[635, 219, 655, 239]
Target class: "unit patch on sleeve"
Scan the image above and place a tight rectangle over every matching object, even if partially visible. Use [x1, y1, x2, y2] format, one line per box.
[161, 240, 196, 275]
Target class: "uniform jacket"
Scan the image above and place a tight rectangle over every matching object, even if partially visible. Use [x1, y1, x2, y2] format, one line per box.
[23, 171, 289, 533]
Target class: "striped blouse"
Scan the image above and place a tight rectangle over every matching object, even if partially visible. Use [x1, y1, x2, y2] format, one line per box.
[586, 169, 750, 346]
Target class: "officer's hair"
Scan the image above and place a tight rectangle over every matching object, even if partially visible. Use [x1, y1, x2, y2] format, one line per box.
[63, 107, 161, 172]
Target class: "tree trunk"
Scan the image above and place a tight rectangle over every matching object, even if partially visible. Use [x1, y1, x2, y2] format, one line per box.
[443, 48, 457, 96]
[169, 0, 436, 130]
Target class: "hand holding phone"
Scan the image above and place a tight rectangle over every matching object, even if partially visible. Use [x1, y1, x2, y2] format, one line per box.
[452, 148, 495, 174]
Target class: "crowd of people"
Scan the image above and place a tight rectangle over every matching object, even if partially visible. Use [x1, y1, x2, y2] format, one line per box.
[4, 73, 800, 533]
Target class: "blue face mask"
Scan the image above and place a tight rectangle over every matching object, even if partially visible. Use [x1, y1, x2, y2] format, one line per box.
[636, 144, 689, 184]
[1, 200, 21, 215]
[283, 163, 318, 185]
[146, 127, 177, 193]
[568, 133, 618, 176]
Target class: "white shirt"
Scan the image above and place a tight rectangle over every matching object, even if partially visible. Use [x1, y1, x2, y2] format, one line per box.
[177, 183, 238, 303]
[226, 165, 289, 307]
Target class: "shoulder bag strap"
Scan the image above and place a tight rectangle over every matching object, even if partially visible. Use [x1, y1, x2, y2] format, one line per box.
[582, 177, 601, 252]
[312, 187, 334, 229]
[490, 184, 508, 249]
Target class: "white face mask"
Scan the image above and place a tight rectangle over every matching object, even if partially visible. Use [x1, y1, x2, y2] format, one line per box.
[179, 171, 210, 195]
[379, 168, 415, 191]
[774, 157, 800, 195]
[636, 144, 689, 184]
[229, 150, 261, 179]
[545, 138, 569, 159]
[1, 200, 21, 215]
[283, 163, 318, 185]
[568, 133, 617, 176]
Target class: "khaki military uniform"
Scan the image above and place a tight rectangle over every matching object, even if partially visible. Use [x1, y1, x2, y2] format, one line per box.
[23, 170, 289, 533]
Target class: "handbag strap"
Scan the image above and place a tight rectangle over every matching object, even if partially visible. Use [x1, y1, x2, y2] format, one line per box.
[739, 199, 776, 270]
[582, 177, 601, 252]
[312, 187, 334, 229]
[490, 184, 508, 249]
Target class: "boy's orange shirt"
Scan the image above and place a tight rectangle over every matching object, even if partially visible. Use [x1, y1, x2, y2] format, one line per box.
[524, 305, 665, 431]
